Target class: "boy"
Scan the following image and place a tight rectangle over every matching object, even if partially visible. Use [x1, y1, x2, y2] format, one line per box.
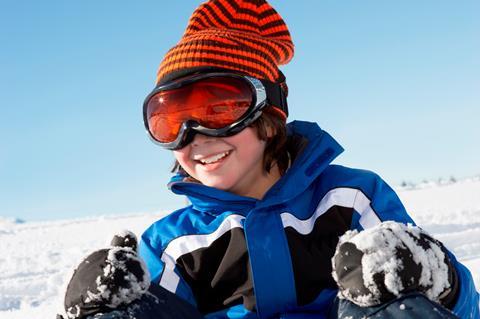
[58, 0, 479, 318]
[138, 0, 479, 318]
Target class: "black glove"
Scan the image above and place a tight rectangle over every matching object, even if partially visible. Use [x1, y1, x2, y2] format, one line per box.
[56, 231, 203, 319]
[57, 231, 150, 319]
[332, 221, 458, 308]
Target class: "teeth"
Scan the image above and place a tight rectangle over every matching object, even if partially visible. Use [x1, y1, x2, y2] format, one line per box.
[199, 151, 230, 164]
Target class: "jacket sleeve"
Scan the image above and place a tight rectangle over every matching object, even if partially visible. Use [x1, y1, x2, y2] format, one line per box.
[346, 169, 415, 230]
[352, 170, 479, 318]
[139, 223, 198, 308]
[447, 252, 480, 318]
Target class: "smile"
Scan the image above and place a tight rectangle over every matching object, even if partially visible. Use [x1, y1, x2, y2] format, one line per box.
[198, 151, 231, 165]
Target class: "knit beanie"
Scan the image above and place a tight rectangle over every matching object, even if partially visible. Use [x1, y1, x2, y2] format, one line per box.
[156, 0, 295, 85]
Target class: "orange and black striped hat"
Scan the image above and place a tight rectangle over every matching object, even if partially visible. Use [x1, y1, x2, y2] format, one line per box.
[156, 0, 295, 85]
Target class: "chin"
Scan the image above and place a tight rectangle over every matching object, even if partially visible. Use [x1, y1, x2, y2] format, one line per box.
[201, 178, 235, 191]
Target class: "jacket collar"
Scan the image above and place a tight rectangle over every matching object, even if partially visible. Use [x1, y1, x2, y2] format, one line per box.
[168, 121, 344, 213]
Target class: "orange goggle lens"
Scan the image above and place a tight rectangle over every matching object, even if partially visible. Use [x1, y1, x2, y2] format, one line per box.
[146, 77, 253, 143]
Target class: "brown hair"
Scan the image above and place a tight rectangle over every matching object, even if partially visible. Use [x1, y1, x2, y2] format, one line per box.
[171, 107, 290, 176]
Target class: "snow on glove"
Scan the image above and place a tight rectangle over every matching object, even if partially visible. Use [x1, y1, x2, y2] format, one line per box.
[331, 221, 458, 308]
[58, 230, 150, 319]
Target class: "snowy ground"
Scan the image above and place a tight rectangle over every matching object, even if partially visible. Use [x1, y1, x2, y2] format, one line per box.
[1, 178, 479, 318]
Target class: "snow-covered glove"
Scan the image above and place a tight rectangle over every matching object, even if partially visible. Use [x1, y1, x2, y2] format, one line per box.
[58, 231, 150, 319]
[331, 221, 458, 308]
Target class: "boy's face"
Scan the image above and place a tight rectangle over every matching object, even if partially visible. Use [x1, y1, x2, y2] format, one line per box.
[173, 127, 271, 198]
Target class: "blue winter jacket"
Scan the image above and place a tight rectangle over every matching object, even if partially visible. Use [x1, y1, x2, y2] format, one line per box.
[140, 121, 479, 319]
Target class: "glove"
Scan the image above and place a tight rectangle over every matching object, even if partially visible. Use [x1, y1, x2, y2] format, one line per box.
[331, 221, 458, 308]
[56, 231, 203, 319]
[57, 231, 150, 319]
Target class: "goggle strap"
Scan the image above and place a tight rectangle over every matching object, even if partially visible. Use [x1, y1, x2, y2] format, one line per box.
[262, 79, 289, 117]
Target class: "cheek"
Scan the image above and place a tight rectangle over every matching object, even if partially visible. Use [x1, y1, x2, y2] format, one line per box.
[173, 150, 192, 171]
[229, 128, 265, 150]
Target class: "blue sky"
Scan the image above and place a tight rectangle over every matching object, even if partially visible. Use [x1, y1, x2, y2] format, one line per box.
[1, 1, 479, 221]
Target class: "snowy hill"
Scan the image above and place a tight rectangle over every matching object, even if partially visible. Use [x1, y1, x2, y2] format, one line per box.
[1, 178, 479, 319]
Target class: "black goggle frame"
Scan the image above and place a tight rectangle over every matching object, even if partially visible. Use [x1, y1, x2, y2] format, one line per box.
[142, 72, 288, 150]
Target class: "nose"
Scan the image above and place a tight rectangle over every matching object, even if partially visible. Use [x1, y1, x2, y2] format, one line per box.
[190, 133, 215, 147]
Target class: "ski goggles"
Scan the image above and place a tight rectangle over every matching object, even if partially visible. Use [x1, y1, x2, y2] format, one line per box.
[143, 72, 288, 150]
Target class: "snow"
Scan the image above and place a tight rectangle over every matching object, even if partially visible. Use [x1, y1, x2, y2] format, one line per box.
[397, 177, 480, 289]
[1, 178, 480, 318]
[0, 213, 166, 319]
